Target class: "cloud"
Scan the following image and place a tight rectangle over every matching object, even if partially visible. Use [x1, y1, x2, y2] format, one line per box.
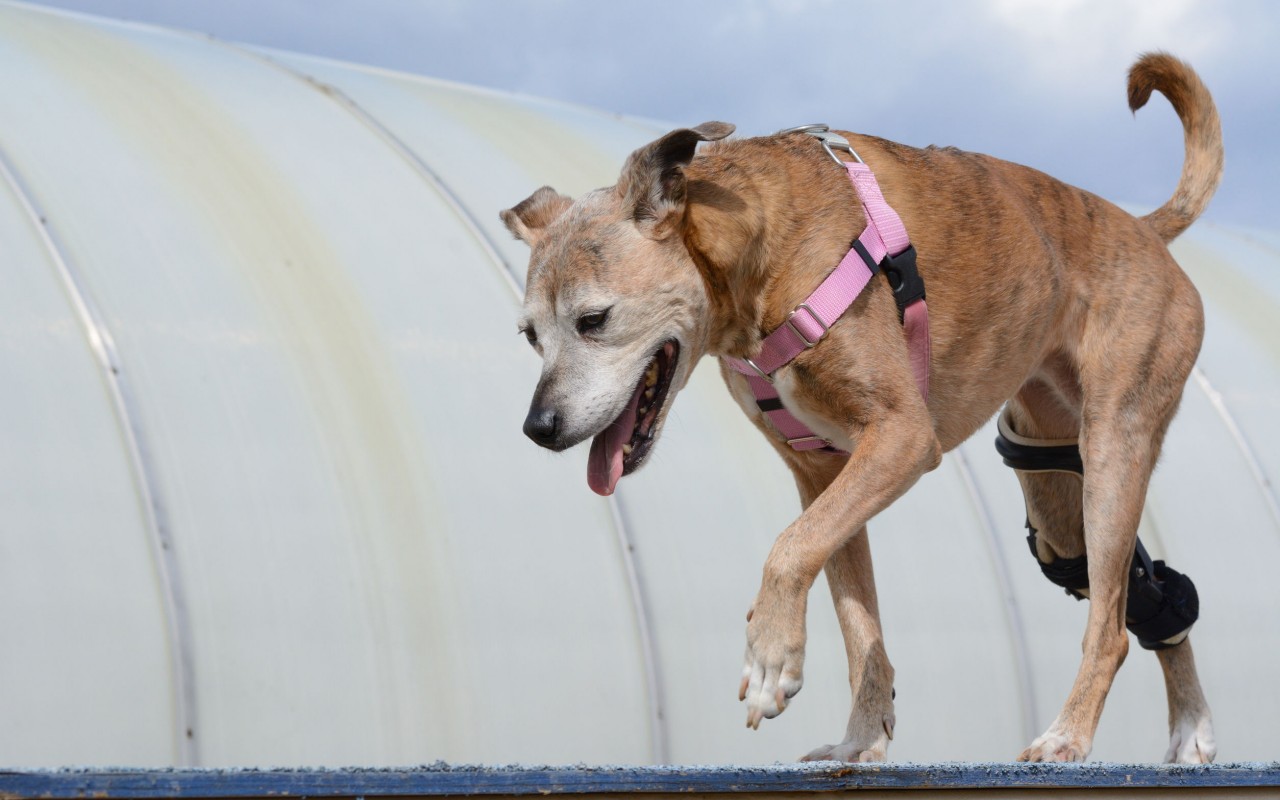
[980, 0, 1235, 99]
[22, 0, 1280, 228]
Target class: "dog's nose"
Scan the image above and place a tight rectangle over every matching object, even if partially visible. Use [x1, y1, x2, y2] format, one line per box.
[523, 406, 560, 447]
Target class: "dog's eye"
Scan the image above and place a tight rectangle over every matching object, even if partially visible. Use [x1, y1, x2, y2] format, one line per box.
[519, 326, 537, 346]
[577, 309, 610, 334]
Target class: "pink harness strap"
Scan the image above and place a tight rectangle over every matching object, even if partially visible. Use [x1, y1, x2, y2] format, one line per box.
[850, 160, 931, 398]
[722, 156, 930, 454]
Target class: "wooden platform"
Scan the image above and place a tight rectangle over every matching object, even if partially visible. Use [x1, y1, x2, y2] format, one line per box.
[3, 764, 1280, 799]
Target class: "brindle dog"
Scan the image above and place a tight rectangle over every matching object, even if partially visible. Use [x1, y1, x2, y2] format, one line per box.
[501, 52, 1221, 763]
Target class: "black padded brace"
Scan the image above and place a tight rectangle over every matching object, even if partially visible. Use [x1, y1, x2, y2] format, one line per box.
[998, 420, 1199, 650]
[1124, 545, 1200, 650]
[995, 431, 1083, 475]
[1025, 522, 1089, 600]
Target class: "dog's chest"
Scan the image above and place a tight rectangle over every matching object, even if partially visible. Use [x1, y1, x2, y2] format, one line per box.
[726, 368, 855, 453]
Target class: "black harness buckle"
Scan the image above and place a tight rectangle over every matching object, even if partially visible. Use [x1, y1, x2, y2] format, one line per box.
[881, 245, 925, 319]
[851, 241, 927, 322]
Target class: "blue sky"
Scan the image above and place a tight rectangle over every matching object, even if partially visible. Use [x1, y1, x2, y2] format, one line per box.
[28, 0, 1280, 230]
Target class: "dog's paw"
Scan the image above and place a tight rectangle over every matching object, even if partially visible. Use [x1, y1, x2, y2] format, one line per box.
[739, 595, 806, 729]
[800, 703, 894, 763]
[800, 741, 887, 763]
[800, 724, 892, 763]
[739, 649, 803, 729]
[1017, 728, 1090, 763]
[1165, 713, 1216, 764]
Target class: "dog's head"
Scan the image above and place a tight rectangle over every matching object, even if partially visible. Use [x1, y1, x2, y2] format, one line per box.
[501, 121, 734, 496]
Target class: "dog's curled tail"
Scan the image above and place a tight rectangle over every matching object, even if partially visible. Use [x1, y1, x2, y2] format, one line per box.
[1129, 52, 1224, 242]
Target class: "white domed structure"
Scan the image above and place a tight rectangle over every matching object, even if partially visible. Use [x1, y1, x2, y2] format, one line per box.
[0, 1, 1276, 768]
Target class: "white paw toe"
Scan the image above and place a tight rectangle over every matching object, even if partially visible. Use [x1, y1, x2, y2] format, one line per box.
[1018, 729, 1089, 763]
[799, 740, 887, 763]
[1165, 715, 1216, 764]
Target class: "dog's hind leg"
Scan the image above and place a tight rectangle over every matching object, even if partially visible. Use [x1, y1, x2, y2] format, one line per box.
[1004, 376, 1213, 763]
[1014, 280, 1212, 761]
[1158, 638, 1216, 763]
[1018, 401, 1147, 760]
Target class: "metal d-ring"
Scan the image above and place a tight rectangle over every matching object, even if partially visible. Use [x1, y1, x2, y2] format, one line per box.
[818, 131, 864, 165]
[777, 123, 864, 166]
[778, 123, 830, 136]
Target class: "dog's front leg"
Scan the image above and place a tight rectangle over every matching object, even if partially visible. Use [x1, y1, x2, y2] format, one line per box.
[802, 525, 896, 762]
[740, 416, 940, 730]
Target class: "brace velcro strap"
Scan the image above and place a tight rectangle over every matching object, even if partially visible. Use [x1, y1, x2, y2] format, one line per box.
[1025, 527, 1200, 649]
[995, 425, 1084, 474]
[1127, 558, 1200, 651]
[1025, 524, 1089, 600]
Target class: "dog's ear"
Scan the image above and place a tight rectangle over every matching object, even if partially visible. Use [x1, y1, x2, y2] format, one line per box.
[621, 121, 734, 239]
[500, 186, 574, 246]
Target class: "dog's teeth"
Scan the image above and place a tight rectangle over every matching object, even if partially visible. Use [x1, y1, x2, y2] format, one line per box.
[644, 387, 655, 401]
[638, 405, 648, 417]
[645, 363, 658, 387]
[622, 443, 633, 456]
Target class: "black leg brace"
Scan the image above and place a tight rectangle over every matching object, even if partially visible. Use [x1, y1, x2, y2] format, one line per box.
[995, 414, 1199, 650]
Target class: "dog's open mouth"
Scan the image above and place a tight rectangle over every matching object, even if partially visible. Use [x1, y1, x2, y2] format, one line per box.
[586, 340, 680, 496]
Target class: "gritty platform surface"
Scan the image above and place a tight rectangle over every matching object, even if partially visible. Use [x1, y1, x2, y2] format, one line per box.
[3, 762, 1280, 798]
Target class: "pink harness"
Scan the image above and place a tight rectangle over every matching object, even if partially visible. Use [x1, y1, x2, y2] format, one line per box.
[721, 126, 930, 455]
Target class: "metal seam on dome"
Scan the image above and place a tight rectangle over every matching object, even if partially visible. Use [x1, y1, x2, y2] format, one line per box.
[1191, 366, 1280, 531]
[215, 41, 526, 300]
[207, 37, 672, 763]
[606, 496, 670, 764]
[952, 444, 1039, 744]
[0, 147, 200, 766]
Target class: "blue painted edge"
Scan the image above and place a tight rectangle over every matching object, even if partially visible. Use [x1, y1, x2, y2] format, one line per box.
[1, 763, 1279, 797]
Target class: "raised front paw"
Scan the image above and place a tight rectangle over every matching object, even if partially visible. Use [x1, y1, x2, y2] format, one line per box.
[739, 597, 806, 729]
[1017, 727, 1090, 763]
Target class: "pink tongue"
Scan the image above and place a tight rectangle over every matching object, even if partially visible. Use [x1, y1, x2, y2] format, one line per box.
[587, 380, 645, 496]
